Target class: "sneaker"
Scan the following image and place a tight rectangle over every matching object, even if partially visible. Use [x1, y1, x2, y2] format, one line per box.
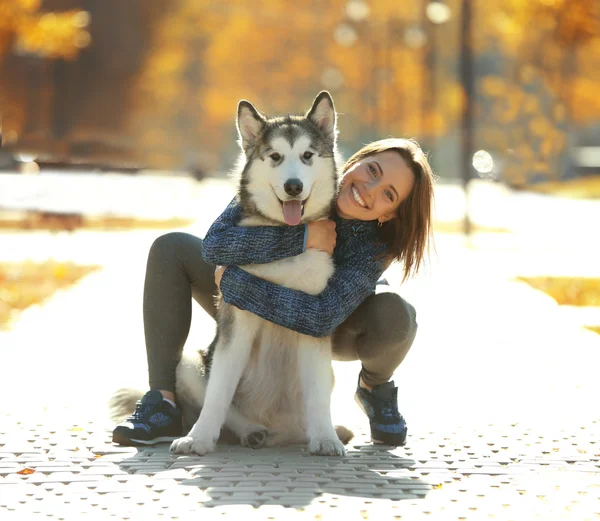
[112, 390, 182, 446]
[354, 378, 408, 446]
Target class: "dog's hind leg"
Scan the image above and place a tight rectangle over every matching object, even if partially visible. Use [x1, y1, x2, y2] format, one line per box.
[298, 337, 345, 456]
[224, 407, 269, 449]
[170, 308, 260, 455]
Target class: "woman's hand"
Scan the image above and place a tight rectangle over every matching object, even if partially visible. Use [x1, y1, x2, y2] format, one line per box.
[306, 219, 337, 255]
[215, 265, 226, 290]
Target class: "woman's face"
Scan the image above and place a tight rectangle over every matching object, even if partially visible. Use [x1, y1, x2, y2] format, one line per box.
[336, 150, 415, 222]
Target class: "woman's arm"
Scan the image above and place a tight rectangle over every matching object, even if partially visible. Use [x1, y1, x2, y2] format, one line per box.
[219, 243, 389, 337]
[202, 197, 307, 265]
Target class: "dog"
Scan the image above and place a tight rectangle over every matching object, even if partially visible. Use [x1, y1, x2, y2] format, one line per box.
[111, 91, 352, 456]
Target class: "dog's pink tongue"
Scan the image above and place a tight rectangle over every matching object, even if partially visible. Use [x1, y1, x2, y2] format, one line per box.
[282, 200, 302, 226]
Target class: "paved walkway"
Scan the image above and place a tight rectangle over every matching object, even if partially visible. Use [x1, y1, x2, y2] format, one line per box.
[1, 177, 600, 520]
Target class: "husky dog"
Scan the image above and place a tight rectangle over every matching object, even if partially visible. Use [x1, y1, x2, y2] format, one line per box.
[168, 92, 350, 456]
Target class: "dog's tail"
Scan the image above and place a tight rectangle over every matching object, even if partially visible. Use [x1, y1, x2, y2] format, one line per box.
[108, 388, 145, 423]
[335, 425, 354, 445]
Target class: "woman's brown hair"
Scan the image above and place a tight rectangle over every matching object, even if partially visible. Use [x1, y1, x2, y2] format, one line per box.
[343, 138, 436, 282]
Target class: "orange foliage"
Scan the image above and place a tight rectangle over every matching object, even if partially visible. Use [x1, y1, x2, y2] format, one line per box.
[128, 0, 439, 168]
[472, 0, 600, 184]
[480, 0, 600, 125]
[128, 0, 600, 175]
[0, 261, 98, 330]
[0, 0, 91, 61]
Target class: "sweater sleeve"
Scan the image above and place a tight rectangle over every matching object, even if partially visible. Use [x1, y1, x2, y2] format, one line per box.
[202, 197, 307, 265]
[219, 244, 388, 337]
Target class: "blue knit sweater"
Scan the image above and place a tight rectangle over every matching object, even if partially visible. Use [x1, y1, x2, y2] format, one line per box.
[202, 197, 391, 337]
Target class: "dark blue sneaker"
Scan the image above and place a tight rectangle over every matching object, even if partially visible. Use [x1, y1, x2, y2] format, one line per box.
[354, 378, 408, 446]
[112, 390, 182, 446]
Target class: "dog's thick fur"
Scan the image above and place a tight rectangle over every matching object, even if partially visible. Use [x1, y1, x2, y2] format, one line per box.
[111, 92, 353, 455]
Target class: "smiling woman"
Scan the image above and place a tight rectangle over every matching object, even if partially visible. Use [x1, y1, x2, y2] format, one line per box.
[338, 138, 435, 282]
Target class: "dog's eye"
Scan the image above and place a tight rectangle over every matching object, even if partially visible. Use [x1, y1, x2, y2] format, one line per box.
[303, 151, 314, 161]
[270, 152, 282, 162]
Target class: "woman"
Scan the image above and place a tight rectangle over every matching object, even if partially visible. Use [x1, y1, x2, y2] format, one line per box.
[113, 137, 435, 447]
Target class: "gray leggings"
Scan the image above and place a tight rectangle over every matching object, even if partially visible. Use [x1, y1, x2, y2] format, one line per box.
[144, 232, 418, 392]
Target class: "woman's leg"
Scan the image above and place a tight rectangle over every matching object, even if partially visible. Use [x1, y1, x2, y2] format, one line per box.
[143, 232, 218, 394]
[332, 286, 418, 387]
[332, 286, 417, 445]
[113, 232, 217, 445]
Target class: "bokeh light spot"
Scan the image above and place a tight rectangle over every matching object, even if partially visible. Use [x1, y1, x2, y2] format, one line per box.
[426, 2, 452, 25]
[472, 150, 494, 177]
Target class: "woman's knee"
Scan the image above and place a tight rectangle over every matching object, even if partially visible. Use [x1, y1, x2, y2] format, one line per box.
[367, 292, 418, 345]
[148, 232, 201, 264]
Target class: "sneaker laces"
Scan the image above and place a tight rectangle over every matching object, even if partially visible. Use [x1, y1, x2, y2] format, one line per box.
[129, 401, 155, 422]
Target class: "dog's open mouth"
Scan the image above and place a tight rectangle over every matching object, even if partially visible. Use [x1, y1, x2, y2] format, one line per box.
[279, 197, 308, 226]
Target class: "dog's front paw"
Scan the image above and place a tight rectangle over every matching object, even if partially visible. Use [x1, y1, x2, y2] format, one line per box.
[308, 436, 346, 457]
[241, 427, 268, 449]
[169, 435, 215, 456]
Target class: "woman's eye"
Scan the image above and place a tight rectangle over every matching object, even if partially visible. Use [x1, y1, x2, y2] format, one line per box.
[270, 153, 282, 161]
[303, 151, 314, 160]
[385, 190, 394, 201]
[368, 164, 376, 176]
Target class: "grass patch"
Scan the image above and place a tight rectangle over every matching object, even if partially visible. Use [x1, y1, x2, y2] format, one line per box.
[0, 213, 194, 231]
[527, 176, 600, 199]
[585, 326, 600, 335]
[0, 261, 99, 330]
[516, 276, 600, 307]
[434, 221, 510, 234]
[518, 276, 600, 336]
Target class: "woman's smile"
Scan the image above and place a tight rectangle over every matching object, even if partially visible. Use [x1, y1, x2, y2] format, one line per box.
[350, 184, 368, 209]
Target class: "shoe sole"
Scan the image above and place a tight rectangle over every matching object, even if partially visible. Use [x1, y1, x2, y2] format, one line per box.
[112, 431, 179, 447]
[353, 393, 408, 446]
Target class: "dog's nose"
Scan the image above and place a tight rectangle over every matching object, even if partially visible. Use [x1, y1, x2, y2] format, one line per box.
[284, 179, 303, 197]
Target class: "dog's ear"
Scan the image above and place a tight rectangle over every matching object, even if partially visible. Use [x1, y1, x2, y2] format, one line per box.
[306, 91, 337, 142]
[237, 101, 266, 152]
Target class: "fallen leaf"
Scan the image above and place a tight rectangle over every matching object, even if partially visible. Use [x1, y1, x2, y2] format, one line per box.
[17, 468, 35, 475]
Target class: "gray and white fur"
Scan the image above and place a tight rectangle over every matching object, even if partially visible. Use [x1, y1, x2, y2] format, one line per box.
[169, 91, 352, 456]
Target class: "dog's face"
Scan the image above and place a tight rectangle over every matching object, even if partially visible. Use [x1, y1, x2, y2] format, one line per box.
[236, 91, 339, 225]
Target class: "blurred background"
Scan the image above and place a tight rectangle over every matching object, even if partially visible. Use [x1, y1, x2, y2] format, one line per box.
[1, 0, 599, 186]
[0, 0, 599, 336]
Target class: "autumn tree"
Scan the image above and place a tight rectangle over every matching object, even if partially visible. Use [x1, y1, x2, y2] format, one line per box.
[0, 0, 90, 62]
[3, 0, 592, 182]
[474, 0, 600, 185]
[128, 0, 441, 170]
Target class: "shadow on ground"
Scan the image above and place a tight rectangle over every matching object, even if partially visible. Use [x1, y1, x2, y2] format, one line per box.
[115, 443, 428, 508]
